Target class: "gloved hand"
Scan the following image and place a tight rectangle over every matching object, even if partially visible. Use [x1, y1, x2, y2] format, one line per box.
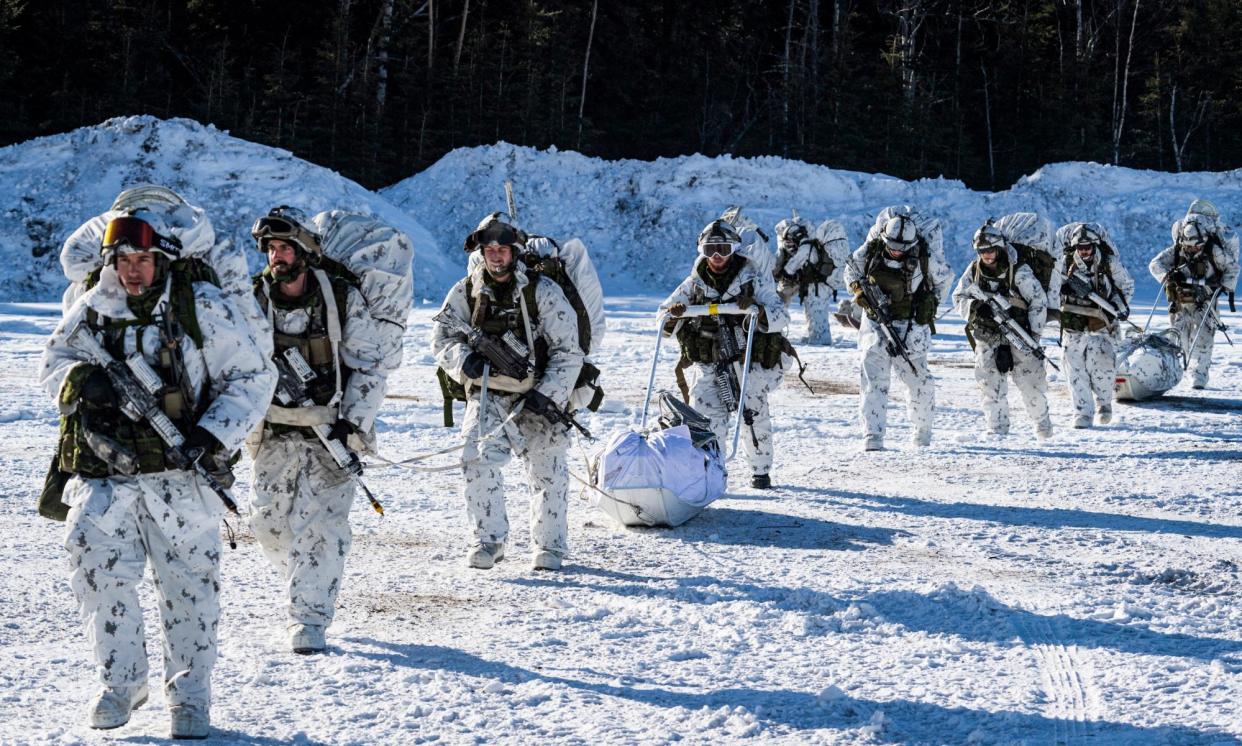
[736, 296, 755, 310]
[1168, 270, 1186, 285]
[974, 301, 994, 320]
[185, 426, 224, 460]
[520, 388, 556, 417]
[461, 352, 487, 379]
[1060, 282, 1073, 298]
[328, 419, 355, 447]
[667, 303, 687, 317]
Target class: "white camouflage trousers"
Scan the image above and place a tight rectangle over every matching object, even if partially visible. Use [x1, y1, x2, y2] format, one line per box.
[971, 338, 1052, 435]
[802, 286, 835, 345]
[63, 471, 223, 708]
[859, 320, 934, 445]
[1063, 330, 1116, 416]
[462, 393, 570, 556]
[689, 362, 784, 476]
[1172, 304, 1218, 387]
[250, 433, 354, 629]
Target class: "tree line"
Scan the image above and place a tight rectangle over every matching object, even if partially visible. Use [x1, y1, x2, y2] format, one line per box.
[1, 0, 1238, 191]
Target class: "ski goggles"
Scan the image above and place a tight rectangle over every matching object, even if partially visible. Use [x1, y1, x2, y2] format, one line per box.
[252, 215, 320, 253]
[471, 222, 524, 248]
[699, 241, 737, 258]
[101, 216, 181, 255]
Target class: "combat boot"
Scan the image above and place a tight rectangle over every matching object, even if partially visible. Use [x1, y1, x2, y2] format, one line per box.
[88, 683, 148, 729]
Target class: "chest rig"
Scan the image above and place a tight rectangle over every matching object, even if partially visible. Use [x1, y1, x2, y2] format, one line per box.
[969, 259, 1030, 337]
[778, 239, 834, 299]
[1169, 245, 1223, 310]
[60, 298, 202, 477]
[466, 274, 548, 375]
[863, 239, 936, 325]
[1060, 253, 1114, 333]
[675, 258, 787, 369]
[257, 268, 353, 411]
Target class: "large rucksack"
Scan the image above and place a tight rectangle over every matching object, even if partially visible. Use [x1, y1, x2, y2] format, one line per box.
[995, 212, 1056, 293]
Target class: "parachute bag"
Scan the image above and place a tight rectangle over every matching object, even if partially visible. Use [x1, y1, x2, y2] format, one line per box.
[38, 447, 71, 522]
[995, 344, 1014, 374]
[570, 361, 605, 413]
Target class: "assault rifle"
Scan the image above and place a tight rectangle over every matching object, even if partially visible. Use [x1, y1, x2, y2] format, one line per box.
[715, 313, 759, 447]
[65, 323, 239, 514]
[856, 279, 918, 374]
[273, 347, 384, 515]
[1064, 274, 1138, 330]
[521, 390, 594, 440]
[966, 285, 1060, 371]
[434, 310, 532, 381]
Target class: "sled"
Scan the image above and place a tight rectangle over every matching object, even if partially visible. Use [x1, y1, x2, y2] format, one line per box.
[590, 304, 758, 528]
[1115, 328, 1185, 401]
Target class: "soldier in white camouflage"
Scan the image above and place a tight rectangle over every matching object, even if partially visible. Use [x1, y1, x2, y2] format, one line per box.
[246, 207, 397, 654]
[774, 215, 847, 345]
[39, 201, 275, 739]
[431, 214, 584, 571]
[1148, 213, 1240, 389]
[844, 209, 954, 451]
[1056, 223, 1135, 427]
[953, 222, 1053, 439]
[660, 219, 790, 489]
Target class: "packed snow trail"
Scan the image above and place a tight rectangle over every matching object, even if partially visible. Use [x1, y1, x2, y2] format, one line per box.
[0, 297, 1240, 744]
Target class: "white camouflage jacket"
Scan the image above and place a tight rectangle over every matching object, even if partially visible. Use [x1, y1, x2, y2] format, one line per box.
[41, 267, 277, 455]
[432, 260, 584, 408]
[1056, 250, 1135, 317]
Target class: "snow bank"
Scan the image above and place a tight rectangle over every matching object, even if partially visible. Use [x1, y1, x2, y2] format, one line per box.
[382, 142, 1242, 295]
[0, 116, 455, 301]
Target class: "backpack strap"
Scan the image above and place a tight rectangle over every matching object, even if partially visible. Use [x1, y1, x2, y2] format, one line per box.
[310, 268, 344, 409]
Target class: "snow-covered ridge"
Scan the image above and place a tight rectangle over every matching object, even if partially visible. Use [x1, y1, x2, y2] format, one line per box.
[382, 142, 1242, 295]
[0, 115, 455, 301]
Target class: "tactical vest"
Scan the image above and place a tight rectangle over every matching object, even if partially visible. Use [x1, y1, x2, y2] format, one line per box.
[1168, 245, 1223, 310]
[256, 267, 355, 432]
[965, 259, 1030, 348]
[1060, 252, 1114, 333]
[675, 258, 788, 370]
[60, 269, 218, 478]
[862, 239, 937, 326]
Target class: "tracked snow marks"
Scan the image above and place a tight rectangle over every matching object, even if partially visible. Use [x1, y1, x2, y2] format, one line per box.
[1017, 615, 1103, 744]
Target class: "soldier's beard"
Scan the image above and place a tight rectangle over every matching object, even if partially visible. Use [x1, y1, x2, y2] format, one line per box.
[271, 259, 307, 283]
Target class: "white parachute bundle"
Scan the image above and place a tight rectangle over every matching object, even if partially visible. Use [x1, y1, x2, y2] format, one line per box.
[1115, 329, 1184, 400]
[867, 205, 945, 263]
[1170, 199, 1240, 263]
[311, 210, 415, 369]
[994, 212, 1053, 254]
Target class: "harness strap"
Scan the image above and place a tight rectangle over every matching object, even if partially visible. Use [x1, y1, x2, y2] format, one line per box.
[312, 268, 345, 409]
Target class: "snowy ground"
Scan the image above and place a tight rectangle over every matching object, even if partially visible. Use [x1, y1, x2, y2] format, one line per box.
[1, 294, 1241, 745]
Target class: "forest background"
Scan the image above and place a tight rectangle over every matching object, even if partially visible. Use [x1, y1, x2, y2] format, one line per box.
[0, 0, 1238, 191]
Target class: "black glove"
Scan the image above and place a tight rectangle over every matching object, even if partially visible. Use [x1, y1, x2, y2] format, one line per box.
[461, 352, 487, 379]
[1168, 270, 1186, 285]
[184, 426, 224, 460]
[520, 389, 556, 417]
[667, 303, 687, 317]
[1060, 282, 1073, 298]
[80, 365, 115, 402]
[736, 296, 755, 310]
[974, 301, 994, 321]
[328, 419, 355, 447]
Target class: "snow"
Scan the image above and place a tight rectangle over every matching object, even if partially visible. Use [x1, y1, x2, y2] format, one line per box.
[382, 142, 1242, 298]
[0, 121, 1240, 743]
[0, 116, 457, 301]
[1, 293, 1240, 744]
